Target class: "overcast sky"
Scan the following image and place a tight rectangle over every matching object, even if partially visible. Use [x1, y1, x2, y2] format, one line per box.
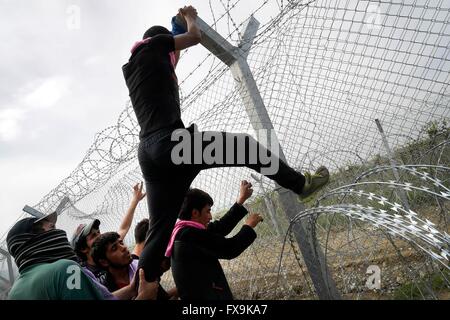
[1, 0, 448, 240]
[0, 0, 257, 237]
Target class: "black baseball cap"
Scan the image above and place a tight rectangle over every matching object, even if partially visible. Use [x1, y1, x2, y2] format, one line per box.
[22, 205, 58, 225]
[7, 211, 58, 244]
[35, 211, 57, 225]
[6, 214, 60, 256]
[6, 217, 37, 245]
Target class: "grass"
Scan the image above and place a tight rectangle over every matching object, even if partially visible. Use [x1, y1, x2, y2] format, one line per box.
[392, 269, 450, 300]
[234, 120, 450, 299]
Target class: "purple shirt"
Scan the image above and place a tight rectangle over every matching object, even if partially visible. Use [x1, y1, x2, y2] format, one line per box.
[82, 267, 117, 300]
[128, 259, 139, 282]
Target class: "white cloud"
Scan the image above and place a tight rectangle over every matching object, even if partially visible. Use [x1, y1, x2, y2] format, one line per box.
[22, 76, 71, 110]
[0, 76, 72, 142]
[0, 108, 25, 141]
[0, 157, 75, 238]
[84, 55, 104, 66]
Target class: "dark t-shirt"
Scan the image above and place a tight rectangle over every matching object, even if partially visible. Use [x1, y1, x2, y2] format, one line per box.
[122, 34, 183, 139]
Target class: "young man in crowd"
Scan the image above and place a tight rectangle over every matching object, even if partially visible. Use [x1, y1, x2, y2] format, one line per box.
[71, 182, 146, 286]
[91, 232, 138, 292]
[166, 180, 263, 300]
[132, 218, 149, 260]
[7, 208, 158, 300]
[6, 213, 103, 299]
[92, 231, 178, 299]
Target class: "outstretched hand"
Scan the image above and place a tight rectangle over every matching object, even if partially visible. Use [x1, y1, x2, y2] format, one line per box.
[132, 182, 146, 203]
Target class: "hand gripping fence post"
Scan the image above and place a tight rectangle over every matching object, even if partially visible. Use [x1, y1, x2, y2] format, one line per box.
[196, 16, 341, 299]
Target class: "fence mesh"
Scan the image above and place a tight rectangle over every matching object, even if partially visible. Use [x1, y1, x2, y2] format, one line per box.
[1, 0, 449, 299]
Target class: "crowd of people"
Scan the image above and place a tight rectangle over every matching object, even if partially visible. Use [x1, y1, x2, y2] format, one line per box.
[6, 5, 329, 300]
[7, 180, 263, 300]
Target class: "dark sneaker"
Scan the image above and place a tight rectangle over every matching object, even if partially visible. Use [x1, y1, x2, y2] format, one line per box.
[299, 166, 330, 199]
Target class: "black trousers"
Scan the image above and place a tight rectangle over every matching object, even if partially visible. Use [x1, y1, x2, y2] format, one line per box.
[137, 124, 305, 282]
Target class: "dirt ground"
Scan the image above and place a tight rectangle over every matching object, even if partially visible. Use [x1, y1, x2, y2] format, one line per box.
[225, 205, 450, 300]
[159, 203, 449, 300]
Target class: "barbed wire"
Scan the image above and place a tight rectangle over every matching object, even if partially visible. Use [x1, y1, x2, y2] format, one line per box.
[1, 0, 449, 299]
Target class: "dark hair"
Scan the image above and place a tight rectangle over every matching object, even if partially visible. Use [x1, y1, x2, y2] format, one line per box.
[74, 238, 88, 261]
[91, 232, 120, 267]
[143, 25, 171, 39]
[134, 219, 149, 244]
[178, 189, 214, 220]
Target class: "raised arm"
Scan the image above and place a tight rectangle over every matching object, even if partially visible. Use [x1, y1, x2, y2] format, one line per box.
[173, 6, 202, 51]
[207, 180, 254, 236]
[117, 182, 146, 240]
[179, 213, 263, 260]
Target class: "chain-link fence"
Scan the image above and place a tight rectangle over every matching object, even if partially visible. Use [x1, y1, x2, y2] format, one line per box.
[1, 0, 449, 299]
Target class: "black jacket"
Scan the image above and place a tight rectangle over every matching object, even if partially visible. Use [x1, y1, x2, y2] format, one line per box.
[171, 203, 256, 300]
